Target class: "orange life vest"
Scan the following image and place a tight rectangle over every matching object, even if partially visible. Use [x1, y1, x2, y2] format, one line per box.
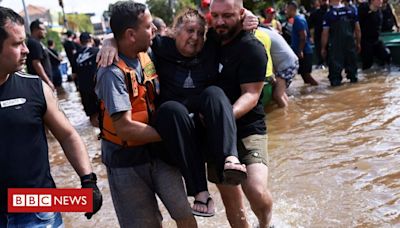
[99, 52, 159, 147]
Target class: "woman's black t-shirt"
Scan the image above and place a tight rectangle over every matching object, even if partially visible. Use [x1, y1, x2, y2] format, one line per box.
[151, 35, 219, 107]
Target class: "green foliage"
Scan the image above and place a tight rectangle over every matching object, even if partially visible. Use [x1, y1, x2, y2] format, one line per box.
[244, 0, 271, 15]
[65, 14, 94, 33]
[147, 0, 173, 25]
[244, 0, 295, 16]
[147, 0, 196, 25]
[44, 29, 63, 52]
[176, 0, 197, 13]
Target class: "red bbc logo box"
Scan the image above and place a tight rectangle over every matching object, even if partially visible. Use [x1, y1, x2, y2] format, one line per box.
[8, 188, 93, 212]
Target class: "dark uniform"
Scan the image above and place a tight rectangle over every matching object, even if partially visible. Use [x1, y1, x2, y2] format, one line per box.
[309, 4, 329, 66]
[323, 5, 358, 86]
[358, 3, 391, 69]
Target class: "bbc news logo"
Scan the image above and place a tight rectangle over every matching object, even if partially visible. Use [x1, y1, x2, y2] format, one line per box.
[8, 188, 92, 212]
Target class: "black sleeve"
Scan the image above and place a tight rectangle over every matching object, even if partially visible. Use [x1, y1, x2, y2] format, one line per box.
[358, 3, 368, 23]
[238, 39, 267, 84]
[27, 40, 44, 60]
[150, 34, 163, 54]
[49, 49, 61, 65]
[309, 12, 316, 29]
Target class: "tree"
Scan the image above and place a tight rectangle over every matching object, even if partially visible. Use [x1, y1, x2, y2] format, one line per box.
[44, 29, 63, 52]
[59, 13, 94, 33]
[147, 0, 196, 25]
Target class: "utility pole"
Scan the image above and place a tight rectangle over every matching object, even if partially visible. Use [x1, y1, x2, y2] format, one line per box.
[21, 0, 31, 35]
[168, 0, 176, 15]
[59, 0, 68, 29]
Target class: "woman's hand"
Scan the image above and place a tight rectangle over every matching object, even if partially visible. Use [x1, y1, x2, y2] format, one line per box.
[96, 36, 119, 67]
[242, 9, 259, 31]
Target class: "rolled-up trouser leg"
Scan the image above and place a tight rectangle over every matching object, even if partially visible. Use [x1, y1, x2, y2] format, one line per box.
[155, 100, 207, 196]
[199, 86, 238, 182]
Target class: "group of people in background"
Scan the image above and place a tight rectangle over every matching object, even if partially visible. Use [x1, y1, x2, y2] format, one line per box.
[257, 0, 398, 107]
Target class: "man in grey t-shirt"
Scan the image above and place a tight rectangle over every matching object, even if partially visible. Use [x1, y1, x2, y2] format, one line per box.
[94, 2, 195, 227]
[259, 26, 299, 107]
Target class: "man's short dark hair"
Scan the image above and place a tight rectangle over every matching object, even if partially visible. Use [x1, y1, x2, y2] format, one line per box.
[0, 6, 24, 53]
[47, 39, 54, 47]
[30, 19, 44, 33]
[110, 1, 147, 41]
[287, 1, 299, 9]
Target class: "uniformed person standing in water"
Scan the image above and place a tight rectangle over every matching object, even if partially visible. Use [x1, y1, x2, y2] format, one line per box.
[321, 0, 361, 86]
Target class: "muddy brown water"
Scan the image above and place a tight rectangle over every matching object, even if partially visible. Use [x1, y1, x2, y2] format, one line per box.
[48, 68, 400, 227]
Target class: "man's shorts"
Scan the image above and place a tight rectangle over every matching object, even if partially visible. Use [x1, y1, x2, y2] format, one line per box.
[298, 53, 313, 75]
[208, 134, 269, 184]
[276, 61, 299, 88]
[107, 158, 192, 227]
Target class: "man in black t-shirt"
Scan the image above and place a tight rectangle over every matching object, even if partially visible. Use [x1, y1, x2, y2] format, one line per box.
[309, 0, 329, 67]
[208, 0, 273, 227]
[47, 39, 62, 87]
[26, 19, 55, 90]
[63, 30, 81, 81]
[75, 32, 99, 126]
[358, 0, 391, 69]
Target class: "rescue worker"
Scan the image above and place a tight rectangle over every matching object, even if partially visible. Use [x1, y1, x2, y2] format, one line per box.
[94, 2, 196, 227]
[321, 0, 361, 86]
[309, 0, 329, 68]
[259, 25, 299, 107]
[358, 0, 391, 69]
[254, 27, 274, 106]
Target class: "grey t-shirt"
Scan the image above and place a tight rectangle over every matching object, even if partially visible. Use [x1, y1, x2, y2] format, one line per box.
[259, 27, 298, 72]
[95, 54, 150, 167]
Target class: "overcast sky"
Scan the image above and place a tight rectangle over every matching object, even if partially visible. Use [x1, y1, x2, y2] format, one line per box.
[0, 0, 146, 23]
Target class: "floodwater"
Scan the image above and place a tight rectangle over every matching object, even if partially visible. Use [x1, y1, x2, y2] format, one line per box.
[48, 68, 400, 228]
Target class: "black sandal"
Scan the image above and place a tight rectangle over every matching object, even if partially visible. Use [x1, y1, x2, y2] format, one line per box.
[192, 197, 215, 217]
[223, 161, 247, 185]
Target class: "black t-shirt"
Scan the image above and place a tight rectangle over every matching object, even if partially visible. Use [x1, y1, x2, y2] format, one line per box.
[75, 46, 99, 91]
[381, 4, 395, 32]
[211, 30, 267, 138]
[358, 3, 383, 42]
[309, 5, 329, 38]
[151, 35, 219, 107]
[48, 48, 60, 67]
[26, 37, 53, 79]
[63, 40, 81, 73]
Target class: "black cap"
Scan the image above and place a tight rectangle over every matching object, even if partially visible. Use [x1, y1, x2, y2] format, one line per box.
[79, 32, 92, 43]
[63, 29, 74, 37]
